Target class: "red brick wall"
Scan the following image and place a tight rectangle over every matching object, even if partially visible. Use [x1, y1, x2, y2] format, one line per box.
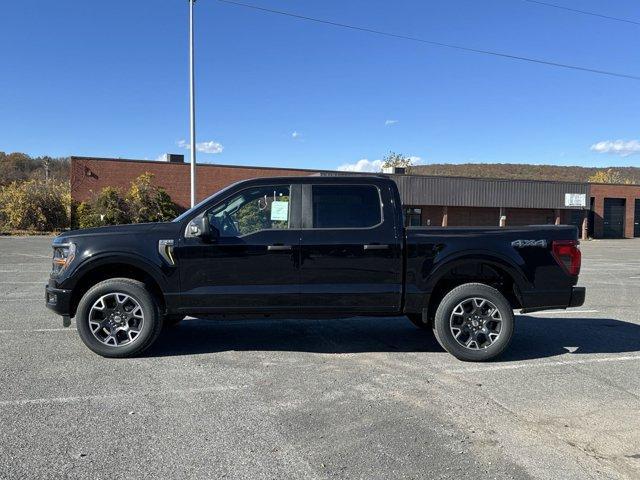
[421, 206, 444, 226]
[589, 183, 640, 238]
[448, 207, 500, 226]
[506, 208, 556, 226]
[71, 157, 319, 210]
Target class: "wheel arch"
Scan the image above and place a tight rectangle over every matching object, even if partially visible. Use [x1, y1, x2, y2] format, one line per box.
[68, 254, 167, 318]
[423, 252, 529, 322]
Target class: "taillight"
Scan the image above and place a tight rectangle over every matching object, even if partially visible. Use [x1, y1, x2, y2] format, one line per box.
[552, 240, 581, 276]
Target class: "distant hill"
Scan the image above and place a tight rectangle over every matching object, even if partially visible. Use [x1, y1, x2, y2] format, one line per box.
[0, 152, 69, 185]
[409, 163, 640, 184]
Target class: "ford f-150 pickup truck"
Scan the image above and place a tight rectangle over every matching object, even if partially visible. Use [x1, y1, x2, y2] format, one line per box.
[46, 176, 585, 361]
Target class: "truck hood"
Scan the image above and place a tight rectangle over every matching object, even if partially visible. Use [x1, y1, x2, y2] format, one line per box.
[54, 222, 180, 244]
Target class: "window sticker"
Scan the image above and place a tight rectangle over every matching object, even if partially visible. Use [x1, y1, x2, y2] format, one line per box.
[270, 201, 289, 221]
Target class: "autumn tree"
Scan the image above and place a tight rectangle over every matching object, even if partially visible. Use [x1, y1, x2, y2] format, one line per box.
[588, 169, 633, 184]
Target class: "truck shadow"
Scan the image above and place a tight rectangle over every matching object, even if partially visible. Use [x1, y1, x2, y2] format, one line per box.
[146, 314, 640, 361]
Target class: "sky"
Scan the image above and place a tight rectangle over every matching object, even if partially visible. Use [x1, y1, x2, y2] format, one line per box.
[1, 0, 639, 172]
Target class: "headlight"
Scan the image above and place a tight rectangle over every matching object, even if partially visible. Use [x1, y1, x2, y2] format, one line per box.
[52, 243, 76, 275]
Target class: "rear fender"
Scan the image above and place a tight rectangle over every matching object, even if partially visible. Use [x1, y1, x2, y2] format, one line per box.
[425, 251, 531, 294]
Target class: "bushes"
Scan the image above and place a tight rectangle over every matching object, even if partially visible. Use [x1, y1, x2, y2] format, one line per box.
[0, 180, 70, 232]
[0, 172, 177, 232]
[126, 173, 177, 223]
[75, 173, 177, 228]
[75, 187, 130, 228]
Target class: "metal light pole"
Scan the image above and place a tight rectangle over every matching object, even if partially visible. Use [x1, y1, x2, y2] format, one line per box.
[189, 0, 197, 207]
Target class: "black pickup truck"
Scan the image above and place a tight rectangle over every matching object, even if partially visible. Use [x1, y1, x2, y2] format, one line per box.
[46, 176, 584, 361]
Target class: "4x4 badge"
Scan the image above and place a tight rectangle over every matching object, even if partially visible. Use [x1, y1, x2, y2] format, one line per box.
[511, 239, 547, 248]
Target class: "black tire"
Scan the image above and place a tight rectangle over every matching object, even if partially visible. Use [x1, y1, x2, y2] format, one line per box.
[163, 314, 186, 328]
[75, 278, 163, 358]
[407, 313, 431, 330]
[432, 283, 514, 362]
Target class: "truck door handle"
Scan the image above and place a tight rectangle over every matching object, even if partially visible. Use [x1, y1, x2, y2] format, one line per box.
[364, 244, 389, 250]
[267, 245, 292, 251]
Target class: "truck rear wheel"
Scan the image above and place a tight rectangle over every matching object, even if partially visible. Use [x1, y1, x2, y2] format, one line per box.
[75, 278, 162, 358]
[433, 283, 514, 362]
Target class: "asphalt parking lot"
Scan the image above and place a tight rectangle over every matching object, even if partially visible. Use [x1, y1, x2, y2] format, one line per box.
[1, 236, 639, 479]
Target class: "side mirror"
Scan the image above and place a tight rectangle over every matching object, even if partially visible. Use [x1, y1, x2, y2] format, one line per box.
[188, 216, 218, 242]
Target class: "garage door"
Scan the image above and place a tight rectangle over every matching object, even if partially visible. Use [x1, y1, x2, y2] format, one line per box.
[635, 199, 640, 237]
[603, 198, 625, 238]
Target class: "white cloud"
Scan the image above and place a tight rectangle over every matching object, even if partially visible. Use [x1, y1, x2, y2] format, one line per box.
[337, 159, 384, 172]
[291, 131, 302, 139]
[337, 155, 423, 173]
[385, 119, 399, 126]
[155, 154, 167, 161]
[197, 141, 224, 154]
[176, 139, 224, 154]
[590, 139, 640, 157]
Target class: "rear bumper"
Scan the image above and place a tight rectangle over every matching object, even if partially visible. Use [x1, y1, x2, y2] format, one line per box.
[45, 284, 72, 317]
[519, 286, 585, 313]
[569, 286, 586, 308]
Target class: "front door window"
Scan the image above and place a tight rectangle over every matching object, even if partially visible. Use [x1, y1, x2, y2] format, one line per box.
[206, 185, 291, 237]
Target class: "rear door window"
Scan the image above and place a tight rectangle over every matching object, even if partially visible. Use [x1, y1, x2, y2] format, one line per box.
[311, 185, 382, 229]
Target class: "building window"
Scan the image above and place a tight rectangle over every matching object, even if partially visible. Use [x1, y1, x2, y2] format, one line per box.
[405, 207, 422, 227]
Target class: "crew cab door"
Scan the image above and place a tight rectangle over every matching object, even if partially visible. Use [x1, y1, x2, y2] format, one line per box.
[299, 182, 403, 314]
[175, 183, 301, 313]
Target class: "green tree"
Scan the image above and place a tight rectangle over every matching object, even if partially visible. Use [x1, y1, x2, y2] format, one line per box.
[75, 202, 102, 229]
[93, 187, 131, 225]
[126, 172, 177, 223]
[381, 151, 414, 170]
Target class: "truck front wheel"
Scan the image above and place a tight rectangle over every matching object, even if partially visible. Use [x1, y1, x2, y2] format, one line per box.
[433, 283, 514, 362]
[75, 278, 163, 358]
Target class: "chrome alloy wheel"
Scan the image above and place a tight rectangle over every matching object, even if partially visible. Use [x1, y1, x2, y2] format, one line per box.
[88, 292, 145, 347]
[449, 297, 502, 350]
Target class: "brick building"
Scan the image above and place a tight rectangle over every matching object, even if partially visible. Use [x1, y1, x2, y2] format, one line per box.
[70, 155, 640, 239]
[589, 183, 640, 239]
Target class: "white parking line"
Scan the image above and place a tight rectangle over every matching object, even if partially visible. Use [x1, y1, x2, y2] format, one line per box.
[12, 253, 50, 259]
[524, 309, 599, 315]
[0, 385, 238, 407]
[0, 328, 74, 333]
[0, 270, 50, 273]
[447, 354, 640, 374]
[0, 298, 42, 302]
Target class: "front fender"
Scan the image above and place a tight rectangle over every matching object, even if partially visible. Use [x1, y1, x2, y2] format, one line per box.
[59, 251, 174, 293]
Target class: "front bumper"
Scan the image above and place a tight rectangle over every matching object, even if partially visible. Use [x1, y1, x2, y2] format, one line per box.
[45, 284, 72, 316]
